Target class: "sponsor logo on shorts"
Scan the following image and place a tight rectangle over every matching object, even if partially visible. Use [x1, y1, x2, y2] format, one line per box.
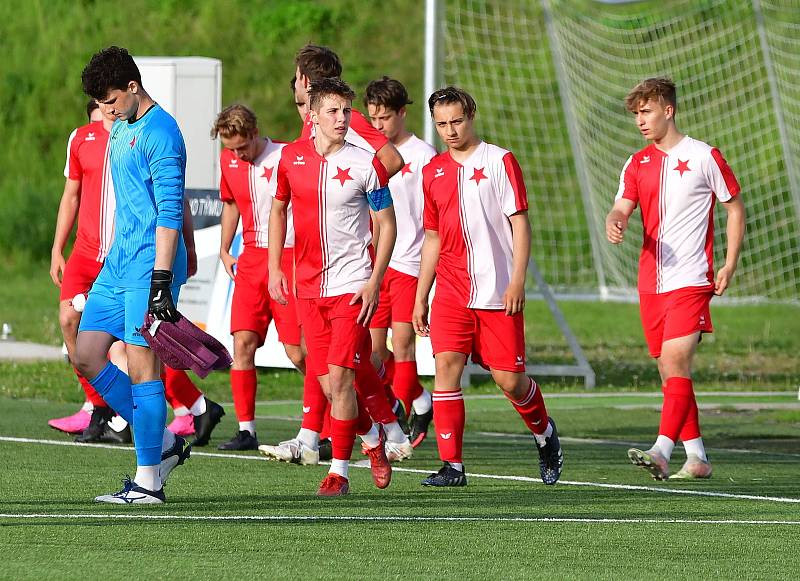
[353, 352, 361, 365]
[699, 315, 706, 325]
[516, 355, 525, 366]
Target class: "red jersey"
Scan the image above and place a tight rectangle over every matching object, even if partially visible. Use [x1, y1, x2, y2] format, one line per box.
[63, 121, 116, 262]
[276, 139, 388, 299]
[219, 138, 293, 248]
[299, 109, 388, 153]
[423, 141, 528, 309]
[615, 136, 740, 294]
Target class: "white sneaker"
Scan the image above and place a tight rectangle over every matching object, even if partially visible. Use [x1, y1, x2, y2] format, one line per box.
[94, 477, 165, 504]
[259, 438, 320, 465]
[384, 438, 414, 462]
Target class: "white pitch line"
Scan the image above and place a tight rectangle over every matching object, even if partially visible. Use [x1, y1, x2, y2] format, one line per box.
[0, 513, 798, 525]
[2, 436, 799, 504]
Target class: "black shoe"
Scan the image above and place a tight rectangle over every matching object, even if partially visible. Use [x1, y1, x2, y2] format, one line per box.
[409, 407, 433, 448]
[75, 406, 114, 443]
[217, 430, 259, 451]
[318, 438, 332, 462]
[536, 417, 563, 485]
[161, 435, 191, 484]
[421, 462, 467, 487]
[393, 400, 410, 435]
[192, 398, 225, 447]
[98, 422, 132, 444]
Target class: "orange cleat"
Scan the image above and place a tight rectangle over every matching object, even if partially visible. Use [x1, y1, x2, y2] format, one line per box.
[363, 426, 392, 489]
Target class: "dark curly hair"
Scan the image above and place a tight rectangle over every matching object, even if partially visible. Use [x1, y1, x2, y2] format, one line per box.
[81, 46, 142, 100]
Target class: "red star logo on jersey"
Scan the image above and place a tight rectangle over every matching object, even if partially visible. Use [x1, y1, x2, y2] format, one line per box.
[470, 167, 487, 185]
[129, 136, 136, 148]
[674, 159, 691, 177]
[332, 167, 353, 186]
[401, 162, 412, 176]
[262, 166, 274, 182]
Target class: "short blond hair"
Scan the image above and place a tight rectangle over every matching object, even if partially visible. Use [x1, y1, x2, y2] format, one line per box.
[625, 77, 676, 112]
[211, 104, 258, 139]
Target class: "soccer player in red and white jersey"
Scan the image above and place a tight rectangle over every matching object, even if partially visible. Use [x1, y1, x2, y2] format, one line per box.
[269, 78, 396, 496]
[606, 78, 745, 480]
[211, 104, 309, 454]
[413, 86, 563, 487]
[364, 77, 436, 452]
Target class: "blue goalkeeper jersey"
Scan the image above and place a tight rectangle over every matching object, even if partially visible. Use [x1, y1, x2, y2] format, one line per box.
[97, 104, 188, 289]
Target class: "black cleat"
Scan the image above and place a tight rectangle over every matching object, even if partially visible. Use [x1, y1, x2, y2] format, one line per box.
[98, 423, 132, 444]
[192, 398, 225, 447]
[536, 417, 563, 485]
[421, 462, 467, 487]
[161, 435, 191, 484]
[393, 400, 410, 435]
[217, 430, 259, 451]
[409, 408, 433, 448]
[75, 406, 114, 443]
[318, 438, 332, 462]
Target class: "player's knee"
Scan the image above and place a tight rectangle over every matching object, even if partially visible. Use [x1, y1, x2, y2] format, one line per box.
[58, 307, 80, 336]
[233, 334, 258, 362]
[493, 371, 526, 396]
[659, 352, 691, 378]
[392, 341, 415, 361]
[284, 344, 304, 368]
[72, 345, 103, 381]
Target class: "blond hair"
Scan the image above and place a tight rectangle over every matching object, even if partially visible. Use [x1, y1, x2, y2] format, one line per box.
[211, 104, 258, 139]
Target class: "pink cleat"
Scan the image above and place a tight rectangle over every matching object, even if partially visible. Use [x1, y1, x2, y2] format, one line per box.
[48, 409, 91, 434]
[167, 414, 195, 437]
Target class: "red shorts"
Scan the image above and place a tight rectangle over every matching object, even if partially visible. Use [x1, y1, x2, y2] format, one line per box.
[369, 267, 418, 329]
[60, 247, 103, 301]
[297, 294, 370, 378]
[231, 247, 301, 347]
[639, 286, 714, 358]
[430, 297, 526, 373]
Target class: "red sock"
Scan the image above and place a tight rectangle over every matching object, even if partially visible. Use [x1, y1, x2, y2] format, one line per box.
[383, 352, 395, 386]
[659, 377, 694, 442]
[432, 389, 465, 464]
[505, 378, 549, 435]
[393, 360, 424, 416]
[164, 367, 202, 409]
[330, 416, 358, 461]
[320, 404, 331, 440]
[354, 356, 396, 424]
[301, 373, 327, 432]
[679, 390, 701, 441]
[75, 366, 107, 407]
[383, 383, 399, 411]
[230, 368, 257, 422]
[355, 397, 374, 435]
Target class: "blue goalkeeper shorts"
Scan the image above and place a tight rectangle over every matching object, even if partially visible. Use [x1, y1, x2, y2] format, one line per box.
[79, 280, 181, 347]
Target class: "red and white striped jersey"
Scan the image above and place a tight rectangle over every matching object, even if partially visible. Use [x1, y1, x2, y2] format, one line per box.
[423, 141, 528, 309]
[276, 138, 388, 299]
[389, 135, 437, 277]
[616, 136, 741, 294]
[219, 138, 293, 248]
[299, 109, 388, 154]
[63, 121, 116, 262]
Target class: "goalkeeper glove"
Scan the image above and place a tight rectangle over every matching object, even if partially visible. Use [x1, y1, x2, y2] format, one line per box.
[148, 269, 179, 322]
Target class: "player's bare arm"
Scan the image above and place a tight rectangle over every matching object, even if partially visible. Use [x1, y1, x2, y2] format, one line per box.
[50, 178, 81, 287]
[267, 197, 289, 304]
[352, 205, 396, 326]
[182, 197, 197, 277]
[375, 141, 405, 179]
[412, 229, 440, 337]
[605, 198, 636, 244]
[219, 199, 241, 281]
[504, 211, 531, 316]
[715, 195, 746, 296]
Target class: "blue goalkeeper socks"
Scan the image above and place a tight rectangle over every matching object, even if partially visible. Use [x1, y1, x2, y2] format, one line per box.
[131, 380, 168, 466]
[89, 361, 133, 423]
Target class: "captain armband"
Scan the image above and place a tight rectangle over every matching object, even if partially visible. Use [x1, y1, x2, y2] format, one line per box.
[366, 186, 393, 212]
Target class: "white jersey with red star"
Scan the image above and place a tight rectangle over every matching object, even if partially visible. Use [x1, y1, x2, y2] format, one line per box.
[616, 136, 741, 294]
[423, 141, 528, 309]
[388, 135, 437, 277]
[64, 120, 116, 262]
[299, 109, 388, 153]
[276, 138, 389, 299]
[219, 137, 294, 248]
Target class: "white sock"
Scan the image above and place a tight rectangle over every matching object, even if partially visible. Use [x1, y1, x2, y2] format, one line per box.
[682, 437, 707, 462]
[172, 405, 191, 417]
[108, 415, 128, 432]
[161, 428, 176, 452]
[533, 422, 553, 447]
[329, 459, 349, 479]
[412, 389, 432, 415]
[134, 465, 161, 491]
[360, 424, 381, 449]
[190, 395, 207, 416]
[449, 462, 464, 472]
[81, 401, 93, 413]
[239, 421, 256, 436]
[296, 428, 320, 450]
[383, 421, 406, 444]
[653, 435, 675, 460]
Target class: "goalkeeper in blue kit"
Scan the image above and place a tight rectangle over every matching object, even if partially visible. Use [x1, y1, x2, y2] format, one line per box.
[73, 46, 191, 504]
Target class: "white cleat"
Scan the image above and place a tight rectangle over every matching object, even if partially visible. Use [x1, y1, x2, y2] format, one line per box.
[384, 438, 414, 463]
[94, 477, 165, 504]
[628, 447, 670, 481]
[669, 454, 712, 480]
[258, 438, 320, 465]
